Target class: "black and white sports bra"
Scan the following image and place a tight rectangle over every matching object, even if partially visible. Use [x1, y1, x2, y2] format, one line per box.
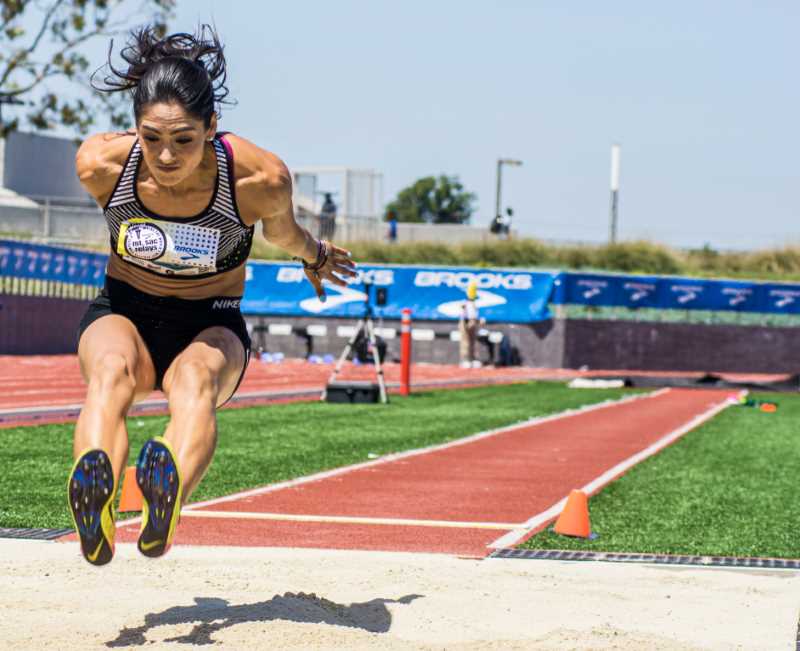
[103, 133, 253, 279]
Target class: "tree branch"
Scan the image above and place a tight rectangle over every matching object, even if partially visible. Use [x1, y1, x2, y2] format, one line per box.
[2, 25, 106, 96]
[0, 0, 30, 35]
[0, 0, 67, 89]
[25, 0, 67, 55]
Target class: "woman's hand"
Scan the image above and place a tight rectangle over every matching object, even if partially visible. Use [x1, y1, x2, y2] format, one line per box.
[300, 240, 357, 302]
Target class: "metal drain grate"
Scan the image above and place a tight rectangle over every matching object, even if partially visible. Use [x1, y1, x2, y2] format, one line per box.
[0, 527, 72, 540]
[489, 548, 800, 570]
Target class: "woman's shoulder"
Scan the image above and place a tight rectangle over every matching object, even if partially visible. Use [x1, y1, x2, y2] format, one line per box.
[75, 131, 136, 199]
[221, 133, 290, 192]
[220, 133, 292, 224]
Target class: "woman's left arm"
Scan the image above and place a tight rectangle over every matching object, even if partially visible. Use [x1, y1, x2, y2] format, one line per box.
[234, 139, 356, 300]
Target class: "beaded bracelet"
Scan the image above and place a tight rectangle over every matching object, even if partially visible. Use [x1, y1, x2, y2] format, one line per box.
[294, 239, 328, 272]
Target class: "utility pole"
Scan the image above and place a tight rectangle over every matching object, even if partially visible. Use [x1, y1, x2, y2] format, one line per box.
[609, 143, 621, 244]
[495, 158, 523, 232]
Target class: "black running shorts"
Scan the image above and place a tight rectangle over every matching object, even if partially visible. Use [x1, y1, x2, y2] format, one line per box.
[77, 276, 251, 398]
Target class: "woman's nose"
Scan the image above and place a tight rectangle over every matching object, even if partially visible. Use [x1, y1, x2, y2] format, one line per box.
[159, 147, 175, 164]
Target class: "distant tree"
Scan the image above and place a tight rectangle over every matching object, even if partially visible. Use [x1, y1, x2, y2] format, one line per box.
[0, 0, 174, 136]
[386, 175, 477, 224]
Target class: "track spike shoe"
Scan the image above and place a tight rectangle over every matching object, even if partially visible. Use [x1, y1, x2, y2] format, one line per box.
[136, 437, 183, 558]
[67, 448, 116, 566]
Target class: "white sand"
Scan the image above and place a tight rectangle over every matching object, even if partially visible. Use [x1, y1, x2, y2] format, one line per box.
[1, 539, 798, 650]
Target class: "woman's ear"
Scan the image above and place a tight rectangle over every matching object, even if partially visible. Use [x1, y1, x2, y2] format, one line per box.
[206, 114, 218, 141]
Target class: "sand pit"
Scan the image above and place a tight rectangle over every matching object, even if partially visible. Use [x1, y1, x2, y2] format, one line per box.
[2, 539, 798, 650]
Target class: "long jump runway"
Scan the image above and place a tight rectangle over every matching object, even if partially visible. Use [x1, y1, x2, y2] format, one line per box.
[106, 387, 736, 557]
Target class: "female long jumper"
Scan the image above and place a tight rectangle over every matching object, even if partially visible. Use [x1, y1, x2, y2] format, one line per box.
[67, 26, 356, 565]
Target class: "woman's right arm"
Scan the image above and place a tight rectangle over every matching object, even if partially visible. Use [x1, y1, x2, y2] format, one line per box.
[75, 132, 135, 206]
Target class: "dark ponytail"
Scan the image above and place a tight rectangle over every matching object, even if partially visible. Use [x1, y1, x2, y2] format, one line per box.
[93, 24, 231, 127]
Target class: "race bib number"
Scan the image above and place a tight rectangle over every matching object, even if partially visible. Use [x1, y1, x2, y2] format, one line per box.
[117, 218, 220, 275]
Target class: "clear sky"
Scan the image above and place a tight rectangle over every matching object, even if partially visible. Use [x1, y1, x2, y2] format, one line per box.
[59, 1, 800, 249]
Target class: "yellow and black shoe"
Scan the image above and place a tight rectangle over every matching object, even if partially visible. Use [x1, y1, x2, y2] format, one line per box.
[67, 448, 116, 566]
[136, 437, 183, 558]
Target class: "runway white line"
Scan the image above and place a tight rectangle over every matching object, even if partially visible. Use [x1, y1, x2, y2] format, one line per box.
[180, 510, 521, 530]
[487, 390, 745, 549]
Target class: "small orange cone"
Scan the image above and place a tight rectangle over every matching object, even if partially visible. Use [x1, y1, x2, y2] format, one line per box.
[760, 403, 777, 413]
[118, 466, 143, 512]
[553, 489, 592, 538]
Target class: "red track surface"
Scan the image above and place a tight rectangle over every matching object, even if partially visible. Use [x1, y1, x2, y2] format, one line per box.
[0, 355, 572, 427]
[99, 387, 735, 557]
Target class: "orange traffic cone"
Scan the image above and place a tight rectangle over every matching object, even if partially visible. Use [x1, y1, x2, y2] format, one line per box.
[118, 466, 143, 512]
[553, 489, 592, 538]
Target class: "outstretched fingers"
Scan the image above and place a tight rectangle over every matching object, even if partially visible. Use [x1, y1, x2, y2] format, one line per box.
[321, 243, 357, 286]
[303, 268, 326, 299]
[302, 241, 358, 299]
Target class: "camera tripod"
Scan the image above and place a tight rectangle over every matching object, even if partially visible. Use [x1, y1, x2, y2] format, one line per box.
[321, 281, 388, 403]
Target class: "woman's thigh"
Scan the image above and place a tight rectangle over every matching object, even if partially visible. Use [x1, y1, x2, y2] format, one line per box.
[161, 326, 247, 408]
[78, 314, 157, 402]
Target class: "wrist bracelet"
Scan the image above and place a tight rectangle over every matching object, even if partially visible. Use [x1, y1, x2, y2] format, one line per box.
[294, 240, 328, 271]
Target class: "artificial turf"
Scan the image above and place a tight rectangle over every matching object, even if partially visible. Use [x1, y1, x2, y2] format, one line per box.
[0, 381, 627, 530]
[522, 392, 800, 559]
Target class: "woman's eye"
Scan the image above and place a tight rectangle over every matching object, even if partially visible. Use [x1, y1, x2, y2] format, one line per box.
[143, 135, 159, 142]
[176, 138, 193, 145]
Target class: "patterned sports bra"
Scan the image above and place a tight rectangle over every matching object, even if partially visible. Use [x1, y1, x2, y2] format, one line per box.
[103, 133, 254, 279]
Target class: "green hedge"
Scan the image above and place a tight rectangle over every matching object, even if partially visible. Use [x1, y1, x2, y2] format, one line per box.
[250, 238, 800, 282]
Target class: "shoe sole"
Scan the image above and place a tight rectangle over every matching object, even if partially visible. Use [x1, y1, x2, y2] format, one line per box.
[136, 438, 182, 558]
[67, 449, 115, 566]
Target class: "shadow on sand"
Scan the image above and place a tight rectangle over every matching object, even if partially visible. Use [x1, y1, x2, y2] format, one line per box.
[106, 593, 424, 646]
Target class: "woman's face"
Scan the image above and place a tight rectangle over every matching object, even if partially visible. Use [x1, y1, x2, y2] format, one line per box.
[136, 102, 216, 187]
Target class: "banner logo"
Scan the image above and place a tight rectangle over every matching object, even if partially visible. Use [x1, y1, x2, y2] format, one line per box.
[414, 270, 531, 291]
[623, 282, 655, 302]
[770, 290, 800, 308]
[671, 285, 702, 304]
[722, 287, 752, 307]
[436, 291, 507, 317]
[299, 284, 367, 313]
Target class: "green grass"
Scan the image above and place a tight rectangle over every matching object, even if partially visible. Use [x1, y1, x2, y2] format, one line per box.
[522, 392, 800, 559]
[0, 382, 628, 529]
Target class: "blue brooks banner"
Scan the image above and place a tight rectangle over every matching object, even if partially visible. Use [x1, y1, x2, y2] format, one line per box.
[242, 261, 557, 323]
[554, 272, 800, 315]
[5, 239, 800, 319]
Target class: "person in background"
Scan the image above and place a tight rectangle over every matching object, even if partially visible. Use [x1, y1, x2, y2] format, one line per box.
[386, 209, 398, 243]
[459, 280, 480, 368]
[319, 192, 337, 240]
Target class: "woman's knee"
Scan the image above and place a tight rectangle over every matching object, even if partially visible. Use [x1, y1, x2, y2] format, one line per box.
[169, 359, 218, 403]
[88, 352, 137, 399]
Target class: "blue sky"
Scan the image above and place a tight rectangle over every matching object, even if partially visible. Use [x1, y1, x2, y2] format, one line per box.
[39, 1, 800, 249]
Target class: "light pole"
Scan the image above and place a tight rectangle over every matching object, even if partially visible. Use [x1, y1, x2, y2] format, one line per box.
[608, 143, 621, 244]
[495, 158, 523, 234]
